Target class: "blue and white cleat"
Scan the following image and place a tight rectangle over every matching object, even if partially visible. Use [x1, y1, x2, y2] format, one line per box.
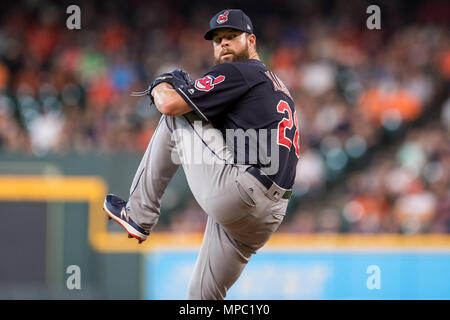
[103, 194, 149, 244]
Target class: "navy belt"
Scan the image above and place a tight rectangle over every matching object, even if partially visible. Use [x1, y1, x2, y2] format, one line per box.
[246, 166, 292, 200]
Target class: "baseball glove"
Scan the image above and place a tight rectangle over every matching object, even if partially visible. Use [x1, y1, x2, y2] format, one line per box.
[130, 69, 193, 101]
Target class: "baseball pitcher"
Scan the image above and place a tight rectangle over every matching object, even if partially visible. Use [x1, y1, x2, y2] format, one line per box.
[103, 9, 300, 299]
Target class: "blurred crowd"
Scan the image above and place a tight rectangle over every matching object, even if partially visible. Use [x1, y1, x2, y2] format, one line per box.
[284, 114, 450, 234]
[0, 0, 449, 233]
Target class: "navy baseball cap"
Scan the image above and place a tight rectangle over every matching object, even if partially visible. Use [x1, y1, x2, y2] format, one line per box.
[204, 9, 254, 40]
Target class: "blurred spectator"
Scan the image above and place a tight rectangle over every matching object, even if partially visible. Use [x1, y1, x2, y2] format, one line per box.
[337, 121, 450, 233]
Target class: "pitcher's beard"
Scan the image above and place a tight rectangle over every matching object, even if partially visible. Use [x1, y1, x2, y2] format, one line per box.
[214, 44, 250, 65]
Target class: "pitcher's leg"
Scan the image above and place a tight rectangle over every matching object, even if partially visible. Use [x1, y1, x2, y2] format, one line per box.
[166, 114, 244, 216]
[126, 113, 236, 232]
[126, 116, 179, 231]
[187, 216, 253, 300]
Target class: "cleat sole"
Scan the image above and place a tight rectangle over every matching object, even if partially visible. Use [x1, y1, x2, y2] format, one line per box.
[103, 202, 147, 244]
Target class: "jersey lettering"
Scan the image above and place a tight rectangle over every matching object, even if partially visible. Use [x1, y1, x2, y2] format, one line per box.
[264, 71, 293, 100]
[293, 110, 300, 158]
[276, 100, 300, 158]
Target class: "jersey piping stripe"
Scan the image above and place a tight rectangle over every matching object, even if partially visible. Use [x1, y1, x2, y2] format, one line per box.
[183, 115, 234, 165]
[129, 167, 145, 199]
[176, 87, 210, 122]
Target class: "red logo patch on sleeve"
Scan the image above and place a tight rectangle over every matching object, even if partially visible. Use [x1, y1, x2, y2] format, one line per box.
[194, 75, 225, 92]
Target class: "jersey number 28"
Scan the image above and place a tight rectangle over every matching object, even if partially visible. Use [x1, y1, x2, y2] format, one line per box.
[276, 100, 300, 158]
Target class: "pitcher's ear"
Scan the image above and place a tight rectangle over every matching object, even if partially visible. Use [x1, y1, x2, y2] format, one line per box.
[247, 33, 257, 48]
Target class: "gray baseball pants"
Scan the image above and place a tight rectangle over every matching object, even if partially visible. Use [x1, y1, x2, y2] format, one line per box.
[126, 113, 289, 299]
